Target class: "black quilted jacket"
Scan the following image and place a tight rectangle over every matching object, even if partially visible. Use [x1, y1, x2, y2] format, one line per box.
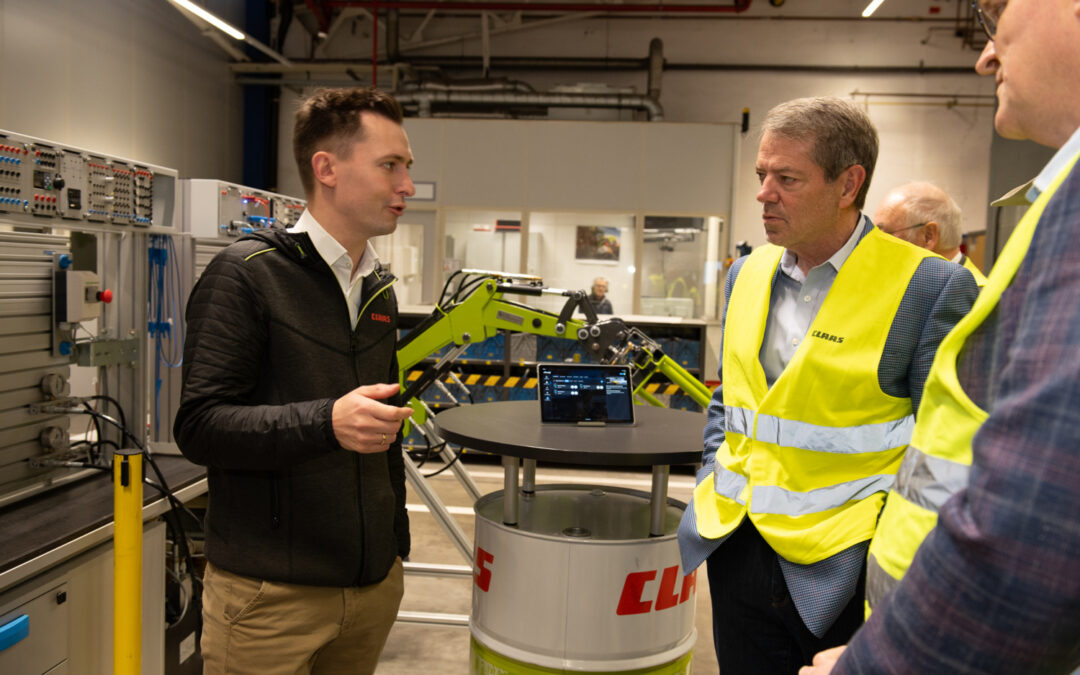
[174, 229, 409, 587]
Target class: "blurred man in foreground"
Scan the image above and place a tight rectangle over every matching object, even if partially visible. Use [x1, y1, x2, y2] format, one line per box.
[803, 1, 1080, 671]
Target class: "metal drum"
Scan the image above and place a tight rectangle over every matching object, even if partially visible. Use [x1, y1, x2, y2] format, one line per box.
[470, 484, 696, 674]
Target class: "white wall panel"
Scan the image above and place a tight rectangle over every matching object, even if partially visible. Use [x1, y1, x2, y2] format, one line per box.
[277, 87, 305, 199]
[0, 0, 242, 183]
[402, 119, 445, 197]
[525, 122, 641, 210]
[400, 118, 732, 215]
[440, 120, 528, 207]
[638, 123, 735, 215]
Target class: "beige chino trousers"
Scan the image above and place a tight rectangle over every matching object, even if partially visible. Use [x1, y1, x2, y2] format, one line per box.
[200, 557, 404, 675]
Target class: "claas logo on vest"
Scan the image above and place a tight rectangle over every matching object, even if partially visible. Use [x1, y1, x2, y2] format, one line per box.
[370, 312, 392, 324]
[811, 330, 844, 344]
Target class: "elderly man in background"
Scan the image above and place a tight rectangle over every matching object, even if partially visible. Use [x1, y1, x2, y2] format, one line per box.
[587, 276, 613, 313]
[874, 181, 988, 286]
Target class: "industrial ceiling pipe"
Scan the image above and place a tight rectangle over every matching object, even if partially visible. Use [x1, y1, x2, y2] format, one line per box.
[350, 0, 749, 76]
[394, 89, 664, 120]
[647, 37, 663, 102]
[390, 38, 661, 121]
[387, 8, 400, 62]
[398, 80, 536, 93]
[328, 1, 751, 14]
[389, 55, 979, 75]
[372, 0, 379, 84]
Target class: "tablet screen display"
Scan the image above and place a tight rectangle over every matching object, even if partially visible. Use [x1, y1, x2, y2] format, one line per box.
[537, 363, 636, 425]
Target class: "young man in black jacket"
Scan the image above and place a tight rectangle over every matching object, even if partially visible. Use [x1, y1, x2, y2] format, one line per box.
[175, 87, 416, 674]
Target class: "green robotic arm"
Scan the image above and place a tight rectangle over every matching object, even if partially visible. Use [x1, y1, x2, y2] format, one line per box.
[397, 272, 590, 375]
[396, 270, 712, 431]
[610, 324, 713, 408]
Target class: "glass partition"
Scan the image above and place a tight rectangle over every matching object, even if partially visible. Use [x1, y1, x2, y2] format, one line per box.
[443, 209, 525, 286]
[383, 207, 722, 319]
[372, 209, 434, 307]
[640, 215, 722, 319]
[526, 211, 635, 316]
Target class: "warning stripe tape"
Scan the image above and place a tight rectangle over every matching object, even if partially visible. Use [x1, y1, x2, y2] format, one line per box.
[405, 370, 707, 395]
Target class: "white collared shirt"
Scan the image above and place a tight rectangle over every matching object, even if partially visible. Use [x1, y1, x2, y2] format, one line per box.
[289, 209, 379, 328]
[760, 214, 868, 385]
[1029, 124, 1080, 201]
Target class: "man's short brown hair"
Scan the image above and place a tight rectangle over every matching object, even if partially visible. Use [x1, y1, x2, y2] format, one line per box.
[292, 87, 404, 195]
[762, 97, 879, 210]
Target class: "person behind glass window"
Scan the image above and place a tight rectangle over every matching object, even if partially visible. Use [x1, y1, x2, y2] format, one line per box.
[588, 276, 613, 314]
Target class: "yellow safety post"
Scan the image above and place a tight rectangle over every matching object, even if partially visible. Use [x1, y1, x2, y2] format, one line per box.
[113, 448, 142, 675]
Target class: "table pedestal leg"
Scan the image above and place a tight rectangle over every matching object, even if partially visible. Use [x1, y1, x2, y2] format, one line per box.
[503, 455, 519, 525]
[522, 458, 536, 494]
[649, 465, 670, 536]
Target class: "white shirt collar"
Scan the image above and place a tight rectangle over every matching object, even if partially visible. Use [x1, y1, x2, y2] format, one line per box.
[779, 213, 867, 283]
[1030, 125, 1080, 200]
[288, 209, 379, 280]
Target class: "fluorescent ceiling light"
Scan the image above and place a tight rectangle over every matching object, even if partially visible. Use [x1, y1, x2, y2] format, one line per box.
[168, 0, 245, 40]
[862, 0, 886, 17]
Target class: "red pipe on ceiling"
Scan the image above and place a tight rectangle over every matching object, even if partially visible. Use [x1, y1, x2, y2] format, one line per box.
[307, 0, 331, 31]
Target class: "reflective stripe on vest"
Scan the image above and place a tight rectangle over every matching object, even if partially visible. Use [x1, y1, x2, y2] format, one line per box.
[865, 552, 894, 610]
[894, 444, 970, 512]
[752, 473, 896, 517]
[695, 228, 936, 564]
[750, 413, 914, 455]
[725, 405, 753, 437]
[713, 465, 748, 504]
[864, 150, 1080, 615]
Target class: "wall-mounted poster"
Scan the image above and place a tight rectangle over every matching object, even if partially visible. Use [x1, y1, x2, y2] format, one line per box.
[575, 226, 621, 263]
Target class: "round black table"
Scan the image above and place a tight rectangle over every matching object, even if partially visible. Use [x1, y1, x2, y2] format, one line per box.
[435, 400, 704, 535]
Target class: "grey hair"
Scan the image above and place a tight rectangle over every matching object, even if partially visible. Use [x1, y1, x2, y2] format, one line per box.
[762, 97, 879, 209]
[893, 181, 963, 249]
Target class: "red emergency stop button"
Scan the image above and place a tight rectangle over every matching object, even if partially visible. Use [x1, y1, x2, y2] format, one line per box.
[97, 289, 113, 303]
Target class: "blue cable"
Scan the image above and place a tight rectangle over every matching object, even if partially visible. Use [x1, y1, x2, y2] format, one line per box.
[148, 235, 185, 437]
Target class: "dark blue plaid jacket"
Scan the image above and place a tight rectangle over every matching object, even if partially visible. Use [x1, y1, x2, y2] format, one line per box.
[837, 157, 1080, 673]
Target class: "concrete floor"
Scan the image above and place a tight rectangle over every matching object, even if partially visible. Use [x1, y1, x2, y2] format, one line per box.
[376, 458, 718, 674]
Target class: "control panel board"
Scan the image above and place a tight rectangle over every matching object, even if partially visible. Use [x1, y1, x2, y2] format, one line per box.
[0, 129, 176, 232]
[180, 179, 306, 239]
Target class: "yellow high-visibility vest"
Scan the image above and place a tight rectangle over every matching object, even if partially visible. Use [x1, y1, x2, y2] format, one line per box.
[962, 255, 988, 288]
[693, 227, 935, 564]
[865, 151, 1080, 613]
